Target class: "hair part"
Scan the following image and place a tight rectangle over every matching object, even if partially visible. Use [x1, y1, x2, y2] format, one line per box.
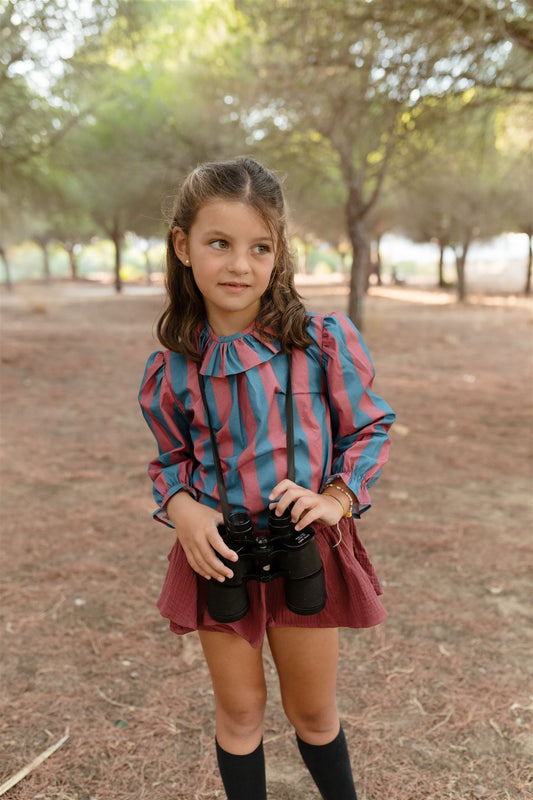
[156, 156, 312, 360]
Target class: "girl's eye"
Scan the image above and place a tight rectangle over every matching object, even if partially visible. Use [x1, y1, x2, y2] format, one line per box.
[254, 244, 271, 255]
[210, 239, 228, 250]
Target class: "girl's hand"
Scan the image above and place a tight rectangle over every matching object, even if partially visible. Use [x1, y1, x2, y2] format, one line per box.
[268, 479, 348, 530]
[166, 491, 239, 582]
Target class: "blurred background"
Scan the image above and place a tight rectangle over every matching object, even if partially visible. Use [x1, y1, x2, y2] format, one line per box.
[1, 0, 532, 326]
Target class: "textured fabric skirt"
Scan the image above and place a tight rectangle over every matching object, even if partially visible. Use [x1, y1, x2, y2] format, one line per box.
[157, 517, 387, 649]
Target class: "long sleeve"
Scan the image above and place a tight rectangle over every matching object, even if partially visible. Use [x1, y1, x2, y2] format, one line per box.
[321, 313, 395, 515]
[138, 351, 197, 526]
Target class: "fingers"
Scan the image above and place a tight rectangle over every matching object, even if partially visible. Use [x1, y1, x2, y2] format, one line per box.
[269, 481, 344, 530]
[208, 528, 239, 564]
[178, 523, 239, 583]
[292, 501, 324, 530]
[268, 479, 301, 516]
[269, 481, 318, 520]
[269, 479, 295, 503]
[289, 494, 327, 531]
[292, 495, 340, 530]
[186, 540, 236, 582]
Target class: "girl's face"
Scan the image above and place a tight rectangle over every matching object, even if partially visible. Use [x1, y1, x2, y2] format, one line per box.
[173, 200, 276, 337]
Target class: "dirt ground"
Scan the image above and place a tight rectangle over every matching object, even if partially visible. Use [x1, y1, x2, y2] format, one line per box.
[1, 281, 532, 800]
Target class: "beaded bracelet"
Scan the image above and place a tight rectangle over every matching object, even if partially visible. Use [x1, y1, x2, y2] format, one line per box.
[323, 492, 346, 516]
[323, 483, 354, 518]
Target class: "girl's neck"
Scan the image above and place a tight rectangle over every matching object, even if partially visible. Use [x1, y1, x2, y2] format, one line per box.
[206, 308, 259, 338]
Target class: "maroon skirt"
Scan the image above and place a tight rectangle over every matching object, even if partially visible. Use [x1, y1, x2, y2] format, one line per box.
[157, 517, 387, 649]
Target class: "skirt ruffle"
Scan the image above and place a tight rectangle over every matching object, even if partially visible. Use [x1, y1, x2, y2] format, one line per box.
[157, 517, 387, 649]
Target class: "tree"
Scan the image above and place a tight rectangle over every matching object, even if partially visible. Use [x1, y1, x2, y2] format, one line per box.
[0, 0, 123, 282]
[366, 185, 400, 287]
[394, 96, 519, 299]
[0, 191, 27, 289]
[60, 0, 249, 291]
[234, 0, 533, 326]
[0, 0, 119, 180]
[1, 0, 252, 289]
[495, 102, 533, 294]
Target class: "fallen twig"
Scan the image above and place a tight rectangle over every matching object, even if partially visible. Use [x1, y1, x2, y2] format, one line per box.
[411, 697, 430, 716]
[368, 644, 393, 660]
[0, 729, 69, 796]
[489, 718, 504, 738]
[386, 665, 415, 682]
[427, 709, 454, 734]
[96, 687, 136, 709]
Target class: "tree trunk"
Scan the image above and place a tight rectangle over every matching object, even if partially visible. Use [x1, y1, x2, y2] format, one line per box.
[454, 234, 472, 302]
[437, 239, 447, 288]
[66, 243, 77, 280]
[347, 219, 369, 329]
[110, 219, 123, 293]
[524, 231, 532, 296]
[0, 246, 13, 290]
[346, 187, 369, 330]
[36, 238, 51, 283]
[375, 234, 383, 286]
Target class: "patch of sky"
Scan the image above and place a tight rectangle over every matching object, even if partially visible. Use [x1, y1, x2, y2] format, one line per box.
[8, 0, 117, 95]
[381, 232, 529, 266]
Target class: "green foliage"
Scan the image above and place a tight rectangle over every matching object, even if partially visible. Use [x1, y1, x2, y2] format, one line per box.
[233, 0, 533, 321]
[0, 0, 118, 173]
[1, 0, 531, 301]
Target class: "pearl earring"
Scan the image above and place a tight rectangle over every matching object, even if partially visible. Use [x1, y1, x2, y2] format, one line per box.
[185, 258, 190, 264]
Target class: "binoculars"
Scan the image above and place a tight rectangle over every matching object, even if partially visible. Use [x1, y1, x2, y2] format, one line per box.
[207, 508, 327, 623]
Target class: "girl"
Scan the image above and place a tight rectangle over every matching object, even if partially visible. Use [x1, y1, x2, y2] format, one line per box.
[139, 157, 395, 799]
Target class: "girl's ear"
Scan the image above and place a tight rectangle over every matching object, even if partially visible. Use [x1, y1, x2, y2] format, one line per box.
[172, 227, 190, 265]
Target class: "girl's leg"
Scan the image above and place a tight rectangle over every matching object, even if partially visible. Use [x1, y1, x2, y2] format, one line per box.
[266, 627, 340, 744]
[198, 630, 267, 799]
[199, 629, 267, 752]
[266, 627, 357, 800]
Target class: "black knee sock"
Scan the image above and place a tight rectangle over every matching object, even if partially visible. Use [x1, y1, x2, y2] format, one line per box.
[296, 726, 357, 800]
[215, 738, 267, 800]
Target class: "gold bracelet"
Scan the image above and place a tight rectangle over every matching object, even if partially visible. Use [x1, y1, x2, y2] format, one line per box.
[324, 484, 353, 518]
[323, 491, 347, 516]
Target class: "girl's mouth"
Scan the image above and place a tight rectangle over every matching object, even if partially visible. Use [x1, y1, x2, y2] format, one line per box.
[220, 282, 250, 292]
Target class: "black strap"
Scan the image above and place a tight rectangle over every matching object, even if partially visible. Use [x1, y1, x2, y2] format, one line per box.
[198, 370, 232, 522]
[285, 357, 295, 482]
[198, 354, 295, 522]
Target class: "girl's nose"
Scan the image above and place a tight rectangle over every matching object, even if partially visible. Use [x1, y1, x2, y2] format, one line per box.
[228, 251, 250, 274]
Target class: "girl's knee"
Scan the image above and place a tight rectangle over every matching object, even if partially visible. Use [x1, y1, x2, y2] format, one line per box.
[282, 700, 339, 739]
[216, 689, 267, 737]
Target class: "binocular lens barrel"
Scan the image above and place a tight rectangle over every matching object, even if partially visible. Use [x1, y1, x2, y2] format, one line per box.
[285, 570, 327, 616]
[267, 508, 293, 535]
[208, 581, 250, 623]
[226, 511, 254, 541]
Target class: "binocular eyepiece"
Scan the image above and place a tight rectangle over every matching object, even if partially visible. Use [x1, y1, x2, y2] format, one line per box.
[224, 511, 255, 542]
[207, 508, 327, 623]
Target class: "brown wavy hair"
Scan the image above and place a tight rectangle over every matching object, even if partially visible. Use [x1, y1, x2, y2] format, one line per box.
[157, 156, 312, 360]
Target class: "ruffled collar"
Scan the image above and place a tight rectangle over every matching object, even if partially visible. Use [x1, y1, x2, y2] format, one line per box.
[198, 322, 282, 376]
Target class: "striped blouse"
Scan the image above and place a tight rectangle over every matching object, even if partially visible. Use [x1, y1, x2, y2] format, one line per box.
[139, 312, 395, 531]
